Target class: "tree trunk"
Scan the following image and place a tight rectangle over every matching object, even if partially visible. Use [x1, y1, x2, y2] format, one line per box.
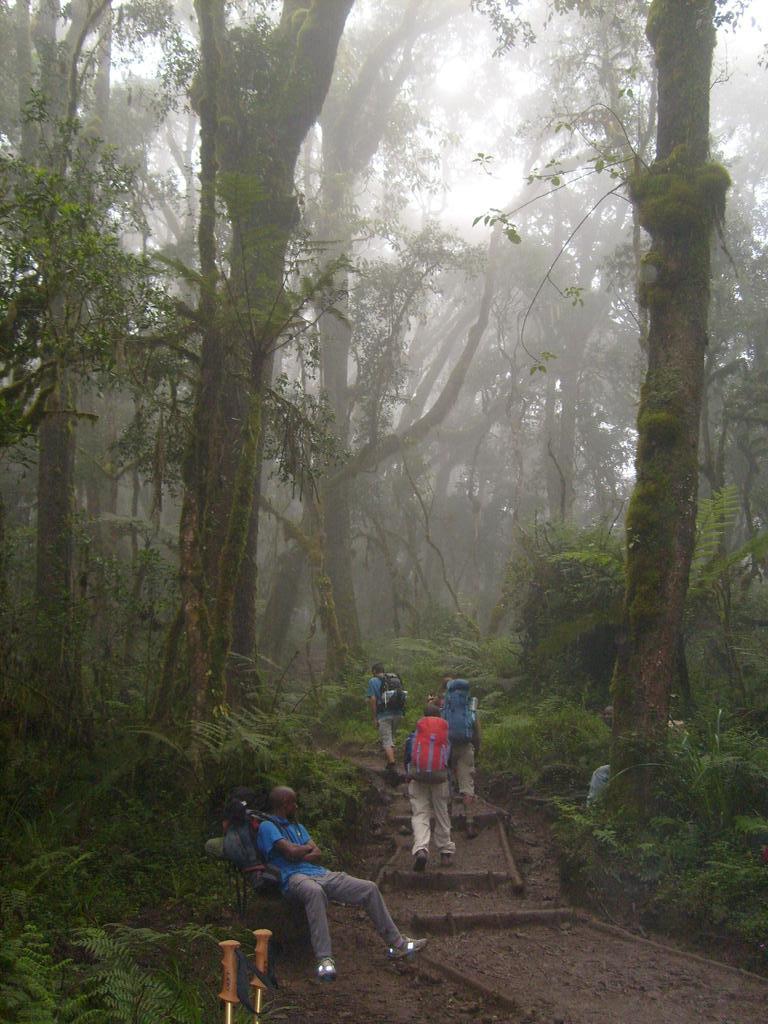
[317, 204, 360, 651]
[171, 0, 355, 715]
[610, 0, 729, 813]
[35, 378, 77, 721]
[259, 541, 307, 667]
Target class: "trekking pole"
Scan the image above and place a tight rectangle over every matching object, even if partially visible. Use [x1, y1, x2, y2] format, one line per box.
[251, 928, 272, 1021]
[218, 940, 240, 1024]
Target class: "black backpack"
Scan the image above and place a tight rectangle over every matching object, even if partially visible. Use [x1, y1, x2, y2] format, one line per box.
[376, 672, 407, 714]
[221, 806, 287, 892]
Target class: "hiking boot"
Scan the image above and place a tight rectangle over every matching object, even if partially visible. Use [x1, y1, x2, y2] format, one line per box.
[316, 957, 336, 982]
[440, 852, 453, 866]
[465, 818, 478, 839]
[413, 850, 428, 872]
[388, 936, 428, 959]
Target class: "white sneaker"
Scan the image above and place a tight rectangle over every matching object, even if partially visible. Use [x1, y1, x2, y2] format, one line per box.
[388, 936, 428, 959]
[316, 957, 336, 981]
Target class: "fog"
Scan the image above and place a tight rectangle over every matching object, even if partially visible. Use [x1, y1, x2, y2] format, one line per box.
[1, 0, 766, 690]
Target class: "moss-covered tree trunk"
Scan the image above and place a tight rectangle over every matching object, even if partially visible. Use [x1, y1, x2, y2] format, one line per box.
[172, 0, 354, 716]
[610, 0, 729, 812]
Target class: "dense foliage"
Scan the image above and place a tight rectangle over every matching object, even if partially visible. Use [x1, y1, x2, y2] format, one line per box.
[2, 0, 768, 1014]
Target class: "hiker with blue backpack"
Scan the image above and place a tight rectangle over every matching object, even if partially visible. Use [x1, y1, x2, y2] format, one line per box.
[256, 786, 427, 983]
[367, 662, 407, 779]
[438, 674, 481, 838]
[403, 703, 456, 872]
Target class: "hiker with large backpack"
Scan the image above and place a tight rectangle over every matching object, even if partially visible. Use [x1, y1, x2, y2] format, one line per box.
[205, 786, 290, 892]
[403, 703, 455, 872]
[439, 674, 481, 838]
[367, 661, 406, 778]
[257, 786, 427, 983]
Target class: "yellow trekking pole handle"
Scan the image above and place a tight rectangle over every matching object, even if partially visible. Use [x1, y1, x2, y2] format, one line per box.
[251, 929, 272, 1021]
[218, 940, 240, 1024]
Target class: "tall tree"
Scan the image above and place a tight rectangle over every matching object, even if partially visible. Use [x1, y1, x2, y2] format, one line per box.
[1, 1, 162, 733]
[314, 0, 465, 655]
[167, 0, 354, 717]
[610, 0, 731, 811]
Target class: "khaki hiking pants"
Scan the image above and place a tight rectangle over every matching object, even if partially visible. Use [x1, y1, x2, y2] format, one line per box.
[408, 778, 455, 859]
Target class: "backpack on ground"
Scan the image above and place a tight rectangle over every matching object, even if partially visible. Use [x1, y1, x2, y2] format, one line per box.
[409, 715, 449, 783]
[221, 805, 286, 892]
[442, 678, 477, 743]
[376, 672, 407, 714]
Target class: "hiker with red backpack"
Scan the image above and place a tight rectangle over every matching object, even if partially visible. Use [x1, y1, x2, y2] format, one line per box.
[257, 785, 427, 982]
[403, 703, 456, 871]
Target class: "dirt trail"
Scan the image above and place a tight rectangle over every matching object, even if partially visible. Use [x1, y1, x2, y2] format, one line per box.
[245, 756, 768, 1023]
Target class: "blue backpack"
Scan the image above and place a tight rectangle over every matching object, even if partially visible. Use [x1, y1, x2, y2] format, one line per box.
[442, 678, 476, 742]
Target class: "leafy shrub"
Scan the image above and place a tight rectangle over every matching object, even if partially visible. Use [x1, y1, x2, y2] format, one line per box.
[192, 706, 363, 860]
[674, 841, 768, 945]
[482, 699, 609, 789]
[658, 716, 768, 832]
[500, 523, 624, 702]
[553, 715, 768, 956]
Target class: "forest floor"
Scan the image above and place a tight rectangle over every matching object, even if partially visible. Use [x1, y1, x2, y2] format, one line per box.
[219, 754, 768, 1023]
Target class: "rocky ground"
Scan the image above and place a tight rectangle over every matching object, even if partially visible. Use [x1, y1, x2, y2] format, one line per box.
[223, 756, 768, 1023]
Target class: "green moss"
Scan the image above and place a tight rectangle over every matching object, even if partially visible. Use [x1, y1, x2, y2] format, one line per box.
[695, 162, 731, 222]
[640, 250, 664, 274]
[630, 158, 730, 246]
[637, 409, 682, 446]
[647, 0, 716, 62]
[623, 375, 688, 628]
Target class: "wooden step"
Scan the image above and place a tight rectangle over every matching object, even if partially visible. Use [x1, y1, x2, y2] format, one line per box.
[379, 868, 512, 891]
[411, 906, 577, 933]
[388, 809, 498, 829]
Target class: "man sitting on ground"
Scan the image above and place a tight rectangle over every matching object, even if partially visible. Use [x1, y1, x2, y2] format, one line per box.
[256, 785, 427, 982]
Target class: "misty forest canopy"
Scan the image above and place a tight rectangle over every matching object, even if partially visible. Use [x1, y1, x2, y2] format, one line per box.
[5, 1, 768, 1015]
[1, 0, 768, 801]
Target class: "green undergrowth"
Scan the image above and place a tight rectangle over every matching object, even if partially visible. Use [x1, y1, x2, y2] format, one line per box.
[482, 698, 609, 791]
[315, 635, 523, 750]
[0, 707, 365, 1022]
[553, 715, 768, 966]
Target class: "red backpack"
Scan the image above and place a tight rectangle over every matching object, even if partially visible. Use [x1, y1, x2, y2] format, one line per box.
[410, 716, 449, 783]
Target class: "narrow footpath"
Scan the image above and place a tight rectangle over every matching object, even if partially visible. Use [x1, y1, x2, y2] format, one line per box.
[254, 757, 768, 1023]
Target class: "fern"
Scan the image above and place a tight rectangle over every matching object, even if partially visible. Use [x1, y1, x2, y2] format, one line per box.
[73, 924, 219, 1024]
[689, 484, 768, 597]
[191, 707, 278, 761]
[690, 485, 741, 573]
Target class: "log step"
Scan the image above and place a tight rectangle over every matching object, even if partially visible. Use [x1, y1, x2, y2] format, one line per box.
[388, 810, 498, 829]
[411, 906, 577, 934]
[380, 868, 511, 891]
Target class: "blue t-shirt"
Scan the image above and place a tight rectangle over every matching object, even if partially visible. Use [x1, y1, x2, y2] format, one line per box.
[367, 675, 401, 721]
[256, 817, 327, 890]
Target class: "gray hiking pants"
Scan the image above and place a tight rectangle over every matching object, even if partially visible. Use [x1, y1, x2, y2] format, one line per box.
[284, 870, 402, 960]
